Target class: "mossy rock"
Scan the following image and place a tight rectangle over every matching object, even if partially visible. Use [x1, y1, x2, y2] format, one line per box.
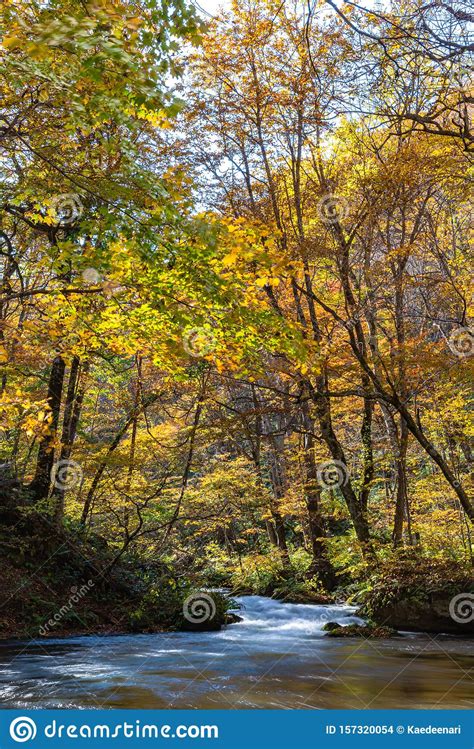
[359, 557, 474, 635]
[178, 591, 237, 632]
[323, 622, 398, 638]
[225, 612, 243, 624]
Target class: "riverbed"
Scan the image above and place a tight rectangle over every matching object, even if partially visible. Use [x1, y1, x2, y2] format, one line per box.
[0, 596, 472, 709]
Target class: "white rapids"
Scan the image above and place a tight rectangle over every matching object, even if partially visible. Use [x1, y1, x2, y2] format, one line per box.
[226, 595, 363, 640]
[0, 595, 471, 710]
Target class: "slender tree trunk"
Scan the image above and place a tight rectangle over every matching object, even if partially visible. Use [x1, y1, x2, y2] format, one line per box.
[80, 393, 158, 526]
[52, 358, 88, 523]
[266, 430, 290, 561]
[299, 180, 474, 523]
[392, 420, 409, 547]
[309, 382, 375, 556]
[123, 356, 142, 533]
[265, 519, 279, 547]
[349, 315, 474, 521]
[301, 402, 337, 590]
[80, 415, 133, 527]
[294, 260, 376, 558]
[251, 386, 290, 559]
[29, 355, 66, 502]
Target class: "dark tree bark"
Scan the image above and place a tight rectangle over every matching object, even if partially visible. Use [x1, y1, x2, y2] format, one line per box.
[28, 355, 66, 502]
[392, 420, 409, 547]
[301, 402, 337, 590]
[52, 357, 88, 522]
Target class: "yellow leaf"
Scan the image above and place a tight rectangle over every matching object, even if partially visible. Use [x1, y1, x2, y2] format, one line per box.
[2, 36, 21, 50]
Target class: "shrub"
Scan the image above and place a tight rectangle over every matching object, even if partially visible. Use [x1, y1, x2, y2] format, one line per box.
[128, 580, 236, 632]
[360, 553, 473, 617]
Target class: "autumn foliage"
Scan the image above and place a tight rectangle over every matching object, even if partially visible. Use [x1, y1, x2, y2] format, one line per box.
[0, 0, 472, 621]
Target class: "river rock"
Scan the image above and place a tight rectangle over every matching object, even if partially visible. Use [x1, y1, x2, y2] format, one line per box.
[323, 621, 344, 632]
[323, 622, 398, 638]
[225, 613, 243, 624]
[362, 592, 474, 635]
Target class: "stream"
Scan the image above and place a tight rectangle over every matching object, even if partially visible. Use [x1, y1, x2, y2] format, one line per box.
[0, 596, 472, 709]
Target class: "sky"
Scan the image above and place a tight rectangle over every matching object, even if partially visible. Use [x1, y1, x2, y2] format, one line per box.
[193, 0, 228, 18]
[195, 0, 387, 17]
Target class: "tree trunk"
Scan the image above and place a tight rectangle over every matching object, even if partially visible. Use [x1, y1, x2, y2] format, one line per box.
[309, 382, 375, 557]
[392, 420, 409, 547]
[29, 355, 66, 502]
[80, 393, 159, 526]
[52, 357, 88, 523]
[301, 403, 337, 590]
[267, 430, 290, 561]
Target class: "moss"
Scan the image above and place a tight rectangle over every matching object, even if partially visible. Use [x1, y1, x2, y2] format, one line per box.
[360, 554, 473, 618]
[323, 622, 398, 638]
[128, 586, 238, 632]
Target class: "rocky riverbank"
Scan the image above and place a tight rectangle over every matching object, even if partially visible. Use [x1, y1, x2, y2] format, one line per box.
[357, 556, 474, 636]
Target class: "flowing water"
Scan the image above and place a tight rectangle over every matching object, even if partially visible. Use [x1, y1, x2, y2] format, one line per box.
[0, 596, 472, 709]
